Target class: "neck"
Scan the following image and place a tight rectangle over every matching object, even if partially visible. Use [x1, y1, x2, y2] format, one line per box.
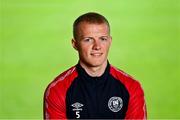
[79, 61, 108, 77]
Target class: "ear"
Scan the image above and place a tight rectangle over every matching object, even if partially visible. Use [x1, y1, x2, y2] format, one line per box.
[109, 36, 112, 45]
[71, 38, 78, 51]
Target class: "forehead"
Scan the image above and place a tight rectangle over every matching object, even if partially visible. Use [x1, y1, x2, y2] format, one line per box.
[77, 22, 109, 36]
[78, 22, 109, 30]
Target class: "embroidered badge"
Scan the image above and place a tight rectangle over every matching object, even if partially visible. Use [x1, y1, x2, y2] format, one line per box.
[108, 96, 123, 112]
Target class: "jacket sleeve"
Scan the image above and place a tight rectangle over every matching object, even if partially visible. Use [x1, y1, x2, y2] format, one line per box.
[125, 81, 147, 119]
[43, 87, 67, 119]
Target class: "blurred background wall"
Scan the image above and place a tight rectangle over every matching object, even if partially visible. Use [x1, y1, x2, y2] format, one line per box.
[1, 0, 180, 119]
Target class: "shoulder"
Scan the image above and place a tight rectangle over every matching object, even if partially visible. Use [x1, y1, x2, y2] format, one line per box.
[109, 65, 144, 93]
[44, 65, 78, 97]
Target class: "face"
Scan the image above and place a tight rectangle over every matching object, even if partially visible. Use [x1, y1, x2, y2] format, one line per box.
[72, 22, 112, 67]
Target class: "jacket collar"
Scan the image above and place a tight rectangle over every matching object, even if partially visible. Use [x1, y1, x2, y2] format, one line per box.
[76, 61, 110, 84]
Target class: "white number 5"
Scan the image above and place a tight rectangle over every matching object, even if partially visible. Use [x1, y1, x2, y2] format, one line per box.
[75, 111, 80, 118]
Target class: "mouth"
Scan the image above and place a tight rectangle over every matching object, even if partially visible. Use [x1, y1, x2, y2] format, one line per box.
[90, 53, 103, 57]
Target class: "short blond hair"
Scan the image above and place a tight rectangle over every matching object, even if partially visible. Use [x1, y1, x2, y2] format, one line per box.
[73, 12, 110, 40]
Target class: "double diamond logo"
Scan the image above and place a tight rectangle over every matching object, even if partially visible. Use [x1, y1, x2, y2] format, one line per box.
[71, 102, 83, 111]
[71, 102, 84, 118]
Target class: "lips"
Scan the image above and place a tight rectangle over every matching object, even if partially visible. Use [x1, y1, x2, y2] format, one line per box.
[90, 53, 103, 56]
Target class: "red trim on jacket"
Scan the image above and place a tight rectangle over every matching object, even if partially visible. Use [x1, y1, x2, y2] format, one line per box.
[110, 65, 147, 119]
[44, 66, 78, 119]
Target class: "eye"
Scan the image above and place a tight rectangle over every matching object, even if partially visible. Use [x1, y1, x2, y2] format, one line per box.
[100, 37, 108, 41]
[83, 38, 92, 42]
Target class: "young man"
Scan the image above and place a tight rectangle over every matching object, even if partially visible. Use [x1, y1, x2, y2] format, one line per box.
[44, 12, 147, 119]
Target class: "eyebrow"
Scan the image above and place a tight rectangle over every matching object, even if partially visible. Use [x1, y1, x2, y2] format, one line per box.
[81, 35, 109, 39]
[100, 36, 109, 38]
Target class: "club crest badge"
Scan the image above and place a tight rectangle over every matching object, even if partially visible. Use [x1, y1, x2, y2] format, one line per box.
[108, 96, 123, 112]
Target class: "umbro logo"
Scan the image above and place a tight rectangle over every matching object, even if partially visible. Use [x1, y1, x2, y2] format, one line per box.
[71, 102, 84, 118]
[71, 102, 83, 111]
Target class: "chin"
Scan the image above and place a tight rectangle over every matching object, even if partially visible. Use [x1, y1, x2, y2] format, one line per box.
[88, 60, 106, 67]
[80, 57, 107, 67]
[90, 63, 102, 67]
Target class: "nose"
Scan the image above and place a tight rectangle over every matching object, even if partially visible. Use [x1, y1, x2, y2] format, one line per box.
[92, 39, 101, 50]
